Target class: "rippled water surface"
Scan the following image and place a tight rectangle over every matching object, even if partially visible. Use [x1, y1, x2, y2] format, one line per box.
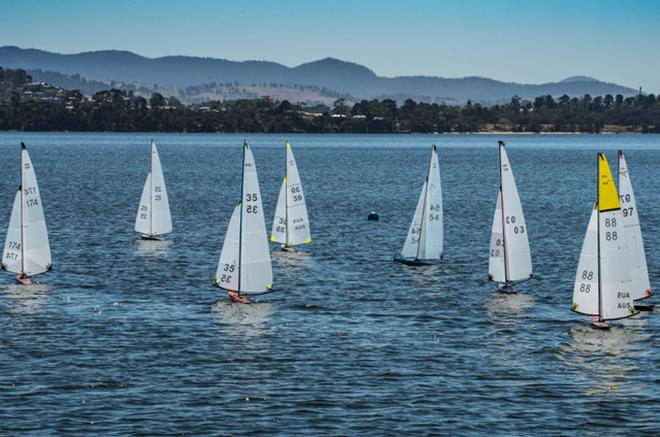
[0, 133, 659, 435]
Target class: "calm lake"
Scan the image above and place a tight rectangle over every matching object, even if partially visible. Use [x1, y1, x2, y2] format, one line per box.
[0, 133, 658, 435]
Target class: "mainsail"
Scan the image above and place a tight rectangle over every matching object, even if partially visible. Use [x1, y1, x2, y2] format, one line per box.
[572, 153, 637, 321]
[270, 142, 311, 246]
[399, 145, 443, 261]
[489, 141, 532, 284]
[2, 143, 52, 276]
[135, 140, 172, 237]
[618, 151, 651, 300]
[216, 143, 273, 294]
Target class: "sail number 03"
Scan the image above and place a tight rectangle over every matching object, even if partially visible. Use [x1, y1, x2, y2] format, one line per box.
[505, 216, 525, 234]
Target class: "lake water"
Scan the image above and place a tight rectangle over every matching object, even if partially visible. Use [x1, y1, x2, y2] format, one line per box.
[0, 133, 658, 435]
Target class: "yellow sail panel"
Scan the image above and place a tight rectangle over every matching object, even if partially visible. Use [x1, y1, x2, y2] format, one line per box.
[598, 153, 620, 211]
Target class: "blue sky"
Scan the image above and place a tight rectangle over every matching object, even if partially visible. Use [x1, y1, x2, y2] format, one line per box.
[1, 0, 659, 91]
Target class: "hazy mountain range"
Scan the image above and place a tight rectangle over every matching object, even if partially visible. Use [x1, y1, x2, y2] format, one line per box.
[0, 46, 639, 105]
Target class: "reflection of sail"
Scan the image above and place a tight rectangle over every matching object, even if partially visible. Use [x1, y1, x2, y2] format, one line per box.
[1, 283, 51, 314]
[134, 239, 173, 257]
[212, 300, 274, 339]
[485, 291, 535, 322]
[271, 249, 311, 269]
[556, 323, 649, 395]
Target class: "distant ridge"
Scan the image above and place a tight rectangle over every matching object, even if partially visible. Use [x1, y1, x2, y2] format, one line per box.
[0, 46, 639, 104]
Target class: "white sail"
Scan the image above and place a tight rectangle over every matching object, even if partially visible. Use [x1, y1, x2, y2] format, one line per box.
[499, 144, 532, 282]
[488, 190, 506, 283]
[572, 206, 599, 315]
[283, 143, 311, 246]
[572, 154, 636, 321]
[270, 142, 311, 246]
[618, 151, 651, 300]
[4, 145, 52, 276]
[150, 141, 172, 236]
[134, 173, 152, 235]
[270, 180, 287, 244]
[239, 144, 273, 294]
[419, 145, 443, 259]
[599, 208, 635, 319]
[2, 190, 22, 274]
[216, 203, 240, 291]
[134, 141, 172, 237]
[401, 180, 426, 259]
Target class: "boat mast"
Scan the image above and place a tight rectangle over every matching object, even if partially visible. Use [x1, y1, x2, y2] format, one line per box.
[237, 142, 247, 293]
[20, 143, 26, 276]
[416, 145, 434, 261]
[498, 141, 510, 284]
[149, 140, 154, 237]
[284, 142, 289, 247]
[596, 153, 603, 322]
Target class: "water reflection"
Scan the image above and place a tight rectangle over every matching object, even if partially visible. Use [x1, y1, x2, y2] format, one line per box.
[485, 289, 535, 323]
[271, 248, 312, 270]
[134, 239, 173, 257]
[212, 299, 274, 340]
[0, 283, 52, 314]
[557, 319, 650, 395]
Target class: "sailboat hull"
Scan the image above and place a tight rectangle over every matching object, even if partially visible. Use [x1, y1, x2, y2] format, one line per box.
[16, 275, 33, 285]
[393, 256, 435, 266]
[589, 320, 611, 330]
[140, 234, 164, 241]
[633, 303, 655, 311]
[228, 290, 252, 304]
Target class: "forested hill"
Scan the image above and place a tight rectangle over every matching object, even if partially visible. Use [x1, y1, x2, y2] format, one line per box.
[1, 67, 658, 133]
[0, 46, 640, 104]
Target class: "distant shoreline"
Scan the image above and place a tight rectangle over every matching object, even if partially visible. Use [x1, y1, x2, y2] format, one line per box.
[0, 130, 650, 135]
[2, 67, 658, 134]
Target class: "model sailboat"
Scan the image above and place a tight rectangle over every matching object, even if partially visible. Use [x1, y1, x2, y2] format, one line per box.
[270, 141, 311, 251]
[2, 143, 52, 285]
[572, 153, 638, 329]
[394, 144, 443, 266]
[488, 141, 533, 289]
[215, 142, 273, 304]
[618, 150, 653, 310]
[135, 140, 172, 240]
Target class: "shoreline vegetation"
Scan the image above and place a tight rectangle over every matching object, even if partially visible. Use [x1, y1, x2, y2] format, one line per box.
[2, 67, 659, 134]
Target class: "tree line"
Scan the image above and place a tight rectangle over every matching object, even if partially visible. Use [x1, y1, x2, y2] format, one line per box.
[1, 67, 659, 133]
